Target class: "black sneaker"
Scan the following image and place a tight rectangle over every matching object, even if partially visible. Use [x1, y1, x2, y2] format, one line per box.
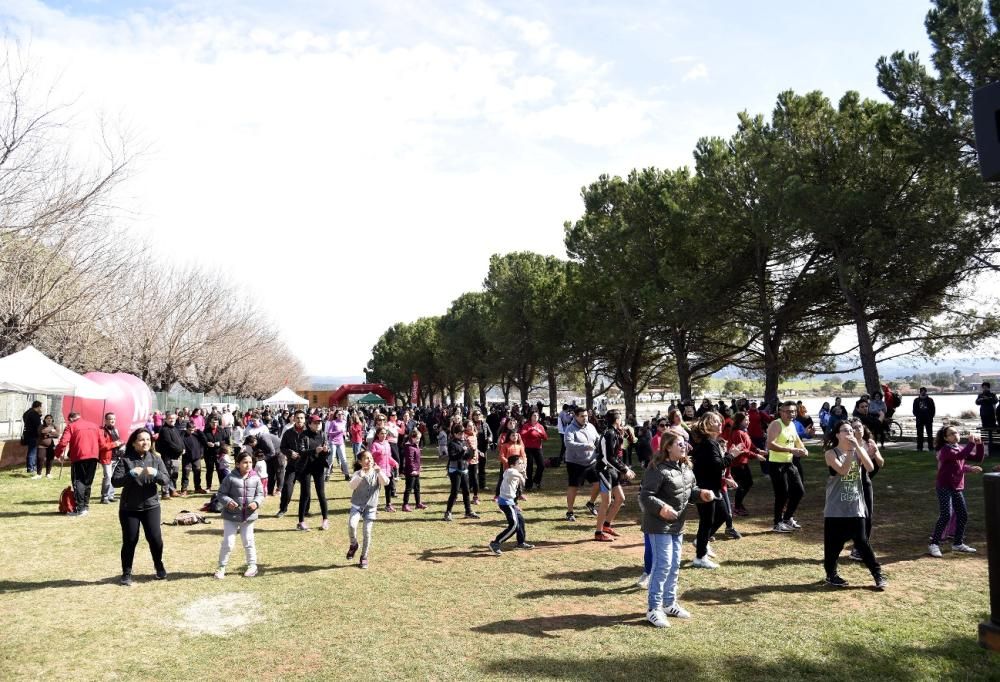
[154, 566, 167, 580]
[120, 573, 133, 587]
[465, 512, 481, 519]
[516, 542, 534, 549]
[488, 542, 502, 556]
[824, 575, 849, 588]
[874, 574, 888, 591]
[276, 510, 286, 518]
[565, 511, 577, 522]
[585, 501, 598, 516]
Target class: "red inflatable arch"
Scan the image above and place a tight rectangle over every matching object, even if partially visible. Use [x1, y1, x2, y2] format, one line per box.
[327, 383, 395, 408]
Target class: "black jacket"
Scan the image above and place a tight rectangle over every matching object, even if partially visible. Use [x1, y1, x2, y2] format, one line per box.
[280, 426, 327, 472]
[183, 431, 206, 461]
[202, 426, 232, 460]
[912, 396, 936, 420]
[691, 437, 731, 494]
[156, 424, 185, 459]
[447, 437, 474, 472]
[112, 450, 170, 511]
[22, 409, 41, 444]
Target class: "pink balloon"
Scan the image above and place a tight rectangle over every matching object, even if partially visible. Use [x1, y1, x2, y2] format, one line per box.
[61, 372, 155, 435]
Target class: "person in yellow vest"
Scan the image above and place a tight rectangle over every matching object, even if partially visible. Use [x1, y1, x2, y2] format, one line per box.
[766, 401, 808, 533]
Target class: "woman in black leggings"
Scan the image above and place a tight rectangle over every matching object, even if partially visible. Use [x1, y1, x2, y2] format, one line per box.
[112, 428, 170, 586]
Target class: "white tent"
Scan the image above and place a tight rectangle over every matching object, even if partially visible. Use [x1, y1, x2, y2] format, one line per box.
[262, 386, 309, 406]
[0, 346, 109, 398]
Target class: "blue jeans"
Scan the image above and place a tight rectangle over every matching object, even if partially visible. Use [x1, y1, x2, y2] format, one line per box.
[25, 442, 38, 473]
[648, 532, 682, 612]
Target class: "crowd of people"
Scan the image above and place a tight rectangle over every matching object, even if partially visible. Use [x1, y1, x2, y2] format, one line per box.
[18, 394, 996, 628]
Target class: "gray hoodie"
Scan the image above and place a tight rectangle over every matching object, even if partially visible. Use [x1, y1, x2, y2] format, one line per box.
[349, 468, 390, 509]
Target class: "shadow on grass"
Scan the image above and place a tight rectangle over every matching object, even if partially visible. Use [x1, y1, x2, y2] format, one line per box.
[680, 580, 854, 605]
[0, 510, 61, 518]
[470, 612, 645, 638]
[544, 565, 640, 582]
[476, 635, 996, 679]
[412, 546, 499, 562]
[516, 584, 634, 600]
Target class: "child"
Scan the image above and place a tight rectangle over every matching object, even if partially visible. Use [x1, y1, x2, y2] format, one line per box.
[640, 431, 714, 627]
[464, 420, 482, 505]
[347, 450, 390, 569]
[368, 427, 399, 512]
[489, 454, 533, 554]
[928, 426, 985, 557]
[495, 430, 525, 500]
[401, 428, 426, 511]
[437, 425, 449, 459]
[254, 453, 268, 497]
[214, 451, 264, 578]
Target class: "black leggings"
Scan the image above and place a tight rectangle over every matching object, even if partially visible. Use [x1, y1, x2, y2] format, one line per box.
[468, 463, 480, 496]
[403, 474, 421, 506]
[446, 470, 471, 514]
[824, 516, 880, 579]
[298, 459, 329, 522]
[204, 453, 218, 489]
[861, 480, 874, 541]
[695, 499, 727, 559]
[732, 465, 753, 508]
[769, 462, 804, 524]
[525, 447, 544, 488]
[119, 506, 164, 574]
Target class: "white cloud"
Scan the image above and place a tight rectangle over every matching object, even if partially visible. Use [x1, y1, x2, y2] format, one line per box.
[682, 62, 708, 81]
[2, 0, 661, 375]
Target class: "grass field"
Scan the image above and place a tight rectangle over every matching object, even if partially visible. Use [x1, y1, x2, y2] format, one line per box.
[0, 436, 997, 681]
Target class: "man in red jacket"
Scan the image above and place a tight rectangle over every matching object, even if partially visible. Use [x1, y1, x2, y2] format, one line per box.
[55, 412, 103, 516]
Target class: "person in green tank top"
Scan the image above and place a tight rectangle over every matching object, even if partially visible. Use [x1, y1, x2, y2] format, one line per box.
[765, 401, 808, 533]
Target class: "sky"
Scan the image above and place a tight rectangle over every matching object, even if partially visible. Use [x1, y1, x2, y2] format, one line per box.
[1, 1, 938, 377]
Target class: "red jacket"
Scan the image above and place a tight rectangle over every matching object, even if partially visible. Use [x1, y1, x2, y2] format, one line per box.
[725, 429, 764, 467]
[55, 419, 103, 463]
[747, 408, 772, 440]
[519, 422, 548, 449]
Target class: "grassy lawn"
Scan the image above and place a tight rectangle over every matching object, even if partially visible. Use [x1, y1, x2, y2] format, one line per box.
[0, 435, 996, 681]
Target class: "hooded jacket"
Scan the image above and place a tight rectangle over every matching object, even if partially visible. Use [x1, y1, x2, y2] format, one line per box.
[218, 469, 265, 522]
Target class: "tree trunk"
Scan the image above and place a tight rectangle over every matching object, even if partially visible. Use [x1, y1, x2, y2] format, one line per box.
[546, 366, 557, 420]
[463, 381, 474, 409]
[478, 383, 488, 408]
[584, 373, 595, 411]
[675, 357, 693, 403]
[518, 382, 530, 406]
[763, 337, 781, 407]
[835, 259, 882, 397]
[623, 387, 637, 420]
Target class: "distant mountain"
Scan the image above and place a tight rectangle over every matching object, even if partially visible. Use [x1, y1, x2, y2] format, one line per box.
[305, 375, 366, 389]
[714, 355, 1000, 381]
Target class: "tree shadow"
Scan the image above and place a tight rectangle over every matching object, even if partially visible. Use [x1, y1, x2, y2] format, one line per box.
[470, 612, 645, 638]
[412, 546, 487, 563]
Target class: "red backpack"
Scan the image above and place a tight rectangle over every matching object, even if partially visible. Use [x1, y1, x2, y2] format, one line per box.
[59, 487, 76, 514]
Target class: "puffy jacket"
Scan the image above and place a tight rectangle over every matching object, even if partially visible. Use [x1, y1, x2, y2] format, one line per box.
[447, 437, 474, 472]
[218, 470, 265, 522]
[401, 441, 421, 475]
[55, 418, 102, 462]
[639, 459, 704, 535]
[112, 450, 171, 511]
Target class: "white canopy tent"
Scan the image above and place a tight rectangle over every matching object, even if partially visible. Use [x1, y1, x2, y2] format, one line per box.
[0, 346, 109, 398]
[262, 386, 309, 406]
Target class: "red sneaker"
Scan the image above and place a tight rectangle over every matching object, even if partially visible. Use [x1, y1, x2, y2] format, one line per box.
[602, 524, 620, 537]
[593, 531, 614, 542]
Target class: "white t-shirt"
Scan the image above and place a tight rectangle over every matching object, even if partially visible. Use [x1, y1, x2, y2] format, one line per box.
[255, 460, 267, 479]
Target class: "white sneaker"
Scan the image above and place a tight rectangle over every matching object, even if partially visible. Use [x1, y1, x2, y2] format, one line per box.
[928, 543, 943, 558]
[636, 573, 650, 589]
[787, 517, 802, 529]
[45, 474, 52, 479]
[773, 522, 794, 533]
[664, 603, 691, 618]
[691, 541, 716, 557]
[31, 474, 42, 480]
[952, 543, 977, 553]
[646, 608, 670, 628]
[691, 556, 719, 569]
[213, 569, 225, 580]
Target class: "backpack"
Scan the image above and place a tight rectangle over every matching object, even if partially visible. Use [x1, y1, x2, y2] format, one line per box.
[890, 391, 902, 408]
[59, 487, 76, 514]
[167, 510, 211, 526]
